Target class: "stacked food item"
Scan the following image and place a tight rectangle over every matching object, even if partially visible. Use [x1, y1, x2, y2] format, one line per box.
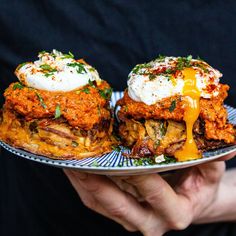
[0, 50, 117, 159]
[117, 56, 236, 161]
[0, 52, 235, 161]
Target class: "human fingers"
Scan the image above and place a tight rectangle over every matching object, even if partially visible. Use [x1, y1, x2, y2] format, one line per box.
[175, 161, 225, 193]
[109, 176, 144, 201]
[172, 161, 225, 224]
[63, 169, 148, 232]
[124, 174, 191, 231]
[64, 169, 138, 232]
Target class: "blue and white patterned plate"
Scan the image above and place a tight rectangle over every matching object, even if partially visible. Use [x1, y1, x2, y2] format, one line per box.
[0, 92, 236, 176]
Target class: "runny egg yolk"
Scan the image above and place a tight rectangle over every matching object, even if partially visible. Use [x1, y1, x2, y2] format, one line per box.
[174, 68, 202, 161]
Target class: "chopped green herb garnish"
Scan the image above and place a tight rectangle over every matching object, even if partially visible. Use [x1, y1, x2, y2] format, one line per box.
[40, 64, 57, 77]
[159, 155, 177, 164]
[160, 122, 167, 136]
[132, 62, 151, 74]
[91, 161, 100, 167]
[45, 72, 55, 77]
[71, 141, 78, 147]
[149, 74, 156, 81]
[17, 62, 28, 70]
[82, 88, 90, 94]
[195, 63, 209, 73]
[176, 55, 192, 70]
[35, 92, 47, 109]
[165, 68, 173, 74]
[62, 51, 74, 59]
[40, 64, 54, 71]
[118, 163, 123, 167]
[88, 79, 96, 88]
[169, 100, 176, 112]
[67, 62, 86, 74]
[112, 145, 121, 152]
[99, 88, 113, 99]
[88, 67, 96, 72]
[153, 140, 160, 149]
[54, 104, 61, 119]
[156, 54, 166, 61]
[186, 55, 192, 61]
[13, 82, 24, 90]
[38, 50, 47, 56]
[133, 158, 155, 166]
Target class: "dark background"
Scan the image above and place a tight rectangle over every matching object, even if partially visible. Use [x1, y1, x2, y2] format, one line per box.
[0, 0, 235, 235]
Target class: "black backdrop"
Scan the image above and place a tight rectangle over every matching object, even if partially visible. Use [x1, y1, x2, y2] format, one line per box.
[0, 1, 236, 235]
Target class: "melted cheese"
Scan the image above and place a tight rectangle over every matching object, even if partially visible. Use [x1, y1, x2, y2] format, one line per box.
[174, 68, 202, 161]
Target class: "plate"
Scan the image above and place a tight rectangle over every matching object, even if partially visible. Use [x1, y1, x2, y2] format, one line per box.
[1, 92, 236, 176]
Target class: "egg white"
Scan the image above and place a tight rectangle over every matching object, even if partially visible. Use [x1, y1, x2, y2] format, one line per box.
[15, 50, 101, 92]
[127, 57, 222, 105]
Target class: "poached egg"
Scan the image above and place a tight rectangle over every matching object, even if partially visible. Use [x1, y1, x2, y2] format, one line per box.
[127, 56, 222, 161]
[15, 49, 101, 92]
[128, 56, 222, 105]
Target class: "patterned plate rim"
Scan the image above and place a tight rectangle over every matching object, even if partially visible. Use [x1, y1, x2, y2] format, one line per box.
[0, 91, 236, 173]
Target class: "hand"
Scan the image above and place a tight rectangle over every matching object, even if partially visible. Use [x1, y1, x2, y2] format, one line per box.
[64, 152, 236, 236]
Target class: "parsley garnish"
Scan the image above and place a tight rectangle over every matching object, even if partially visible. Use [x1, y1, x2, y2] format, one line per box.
[88, 79, 96, 88]
[38, 50, 47, 56]
[40, 64, 56, 71]
[99, 88, 113, 99]
[153, 140, 160, 149]
[169, 100, 176, 112]
[91, 161, 100, 167]
[82, 88, 90, 94]
[112, 145, 121, 152]
[165, 68, 173, 74]
[35, 92, 47, 109]
[40, 63, 57, 77]
[186, 55, 192, 61]
[132, 62, 151, 74]
[160, 122, 167, 136]
[88, 67, 96, 72]
[45, 72, 55, 77]
[54, 104, 61, 118]
[176, 55, 192, 70]
[71, 141, 78, 147]
[195, 63, 209, 73]
[149, 74, 156, 81]
[133, 158, 155, 166]
[17, 62, 28, 70]
[62, 51, 74, 59]
[159, 155, 177, 164]
[156, 54, 166, 61]
[13, 82, 24, 90]
[67, 62, 86, 74]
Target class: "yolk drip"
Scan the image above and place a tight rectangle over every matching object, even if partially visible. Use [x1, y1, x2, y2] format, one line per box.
[174, 68, 202, 161]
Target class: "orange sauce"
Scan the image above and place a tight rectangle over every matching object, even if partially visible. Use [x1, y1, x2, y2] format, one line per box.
[174, 68, 202, 161]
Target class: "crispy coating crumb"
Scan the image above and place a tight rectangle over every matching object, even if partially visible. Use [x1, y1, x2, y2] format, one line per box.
[4, 81, 111, 130]
[117, 84, 235, 144]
